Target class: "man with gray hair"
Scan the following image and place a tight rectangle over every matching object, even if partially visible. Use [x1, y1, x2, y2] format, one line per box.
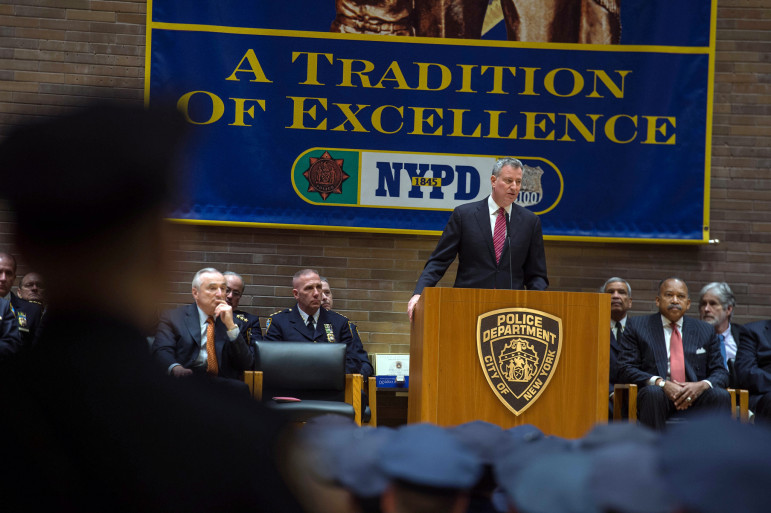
[699, 282, 747, 386]
[153, 267, 254, 391]
[408, 157, 548, 319]
[602, 277, 632, 415]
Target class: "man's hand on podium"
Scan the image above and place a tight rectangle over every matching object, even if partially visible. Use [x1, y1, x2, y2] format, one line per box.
[407, 294, 421, 321]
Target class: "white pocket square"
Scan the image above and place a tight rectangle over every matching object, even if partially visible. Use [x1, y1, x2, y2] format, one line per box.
[695, 347, 706, 354]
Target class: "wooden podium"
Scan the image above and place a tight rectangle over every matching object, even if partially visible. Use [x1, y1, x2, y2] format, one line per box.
[409, 287, 610, 438]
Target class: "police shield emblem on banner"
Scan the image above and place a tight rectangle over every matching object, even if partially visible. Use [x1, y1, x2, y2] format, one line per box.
[477, 308, 563, 416]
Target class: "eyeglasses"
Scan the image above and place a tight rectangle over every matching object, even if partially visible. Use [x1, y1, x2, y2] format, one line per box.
[226, 288, 242, 298]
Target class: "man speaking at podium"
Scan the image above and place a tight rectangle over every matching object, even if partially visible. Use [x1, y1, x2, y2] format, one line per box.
[407, 157, 548, 320]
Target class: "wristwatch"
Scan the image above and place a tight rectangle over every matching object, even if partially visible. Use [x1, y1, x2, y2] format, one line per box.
[657, 378, 666, 388]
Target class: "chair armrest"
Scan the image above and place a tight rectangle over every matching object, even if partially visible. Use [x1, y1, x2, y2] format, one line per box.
[243, 370, 264, 401]
[367, 376, 378, 427]
[346, 373, 363, 426]
[727, 388, 750, 423]
[612, 383, 637, 422]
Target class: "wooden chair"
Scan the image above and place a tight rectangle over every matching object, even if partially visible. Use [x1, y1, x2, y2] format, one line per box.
[613, 383, 749, 423]
[243, 341, 376, 426]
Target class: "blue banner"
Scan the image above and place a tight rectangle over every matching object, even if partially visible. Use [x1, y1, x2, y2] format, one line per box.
[147, 1, 716, 242]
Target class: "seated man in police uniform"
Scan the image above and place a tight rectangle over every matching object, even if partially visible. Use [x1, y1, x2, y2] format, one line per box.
[223, 271, 263, 347]
[0, 252, 43, 349]
[320, 276, 374, 381]
[0, 297, 22, 363]
[17, 271, 46, 312]
[153, 267, 255, 394]
[265, 269, 371, 378]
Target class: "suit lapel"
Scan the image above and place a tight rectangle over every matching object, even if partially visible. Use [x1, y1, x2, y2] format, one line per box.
[213, 319, 228, 365]
[648, 314, 669, 378]
[185, 304, 203, 360]
[681, 317, 697, 381]
[474, 198, 496, 263]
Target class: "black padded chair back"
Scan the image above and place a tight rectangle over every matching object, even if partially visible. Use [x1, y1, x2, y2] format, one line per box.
[255, 341, 346, 402]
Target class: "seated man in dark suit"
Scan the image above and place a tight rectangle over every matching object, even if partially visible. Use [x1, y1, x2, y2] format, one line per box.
[265, 268, 372, 378]
[736, 320, 771, 424]
[223, 271, 263, 346]
[698, 281, 747, 386]
[617, 277, 730, 430]
[153, 268, 255, 392]
[601, 277, 633, 417]
[0, 252, 43, 349]
[0, 297, 22, 362]
[320, 276, 374, 381]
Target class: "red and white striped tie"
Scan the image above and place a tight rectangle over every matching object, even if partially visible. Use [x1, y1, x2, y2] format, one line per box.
[493, 207, 506, 264]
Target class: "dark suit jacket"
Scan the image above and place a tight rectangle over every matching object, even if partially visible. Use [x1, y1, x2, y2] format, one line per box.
[9, 294, 42, 348]
[727, 322, 749, 387]
[0, 310, 303, 513]
[0, 298, 22, 362]
[152, 303, 254, 380]
[413, 197, 548, 294]
[234, 309, 263, 343]
[736, 320, 771, 410]
[265, 306, 371, 376]
[618, 314, 728, 389]
[609, 322, 624, 391]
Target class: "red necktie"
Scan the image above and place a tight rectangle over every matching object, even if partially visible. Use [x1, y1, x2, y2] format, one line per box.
[206, 316, 218, 376]
[670, 322, 685, 382]
[493, 207, 506, 264]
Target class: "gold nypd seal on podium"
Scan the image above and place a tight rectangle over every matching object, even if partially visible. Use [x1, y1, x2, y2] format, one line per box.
[477, 308, 563, 416]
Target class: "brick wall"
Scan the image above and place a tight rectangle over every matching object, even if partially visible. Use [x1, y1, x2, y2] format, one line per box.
[1, 0, 769, 355]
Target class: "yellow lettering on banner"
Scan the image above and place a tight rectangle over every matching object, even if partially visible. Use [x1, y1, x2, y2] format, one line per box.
[292, 52, 334, 86]
[544, 68, 584, 98]
[558, 113, 601, 142]
[225, 49, 273, 83]
[480, 65, 517, 94]
[519, 67, 540, 96]
[642, 116, 676, 145]
[484, 111, 518, 139]
[448, 109, 482, 137]
[338, 58, 378, 88]
[605, 114, 637, 143]
[375, 61, 411, 89]
[331, 104, 370, 132]
[416, 62, 452, 91]
[456, 64, 478, 93]
[229, 98, 266, 127]
[285, 96, 327, 130]
[371, 105, 404, 134]
[408, 107, 443, 136]
[586, 69, 631, 99]
[522, 112, 556, 140]
[177, 91, 224, 125]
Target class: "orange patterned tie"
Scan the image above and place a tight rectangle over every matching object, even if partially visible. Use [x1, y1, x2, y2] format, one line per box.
[206, 316, 218, 376]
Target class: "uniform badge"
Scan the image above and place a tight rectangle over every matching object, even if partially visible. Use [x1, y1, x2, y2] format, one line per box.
[476, 308, 563, 416]
[265, 318, 272, 329]
[517, 165, 545, 208]
[302, 150, 349, 201]
[18, 311, 27, 328]
[324, 323, 335, 343]
[236, 314, 248, 322]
